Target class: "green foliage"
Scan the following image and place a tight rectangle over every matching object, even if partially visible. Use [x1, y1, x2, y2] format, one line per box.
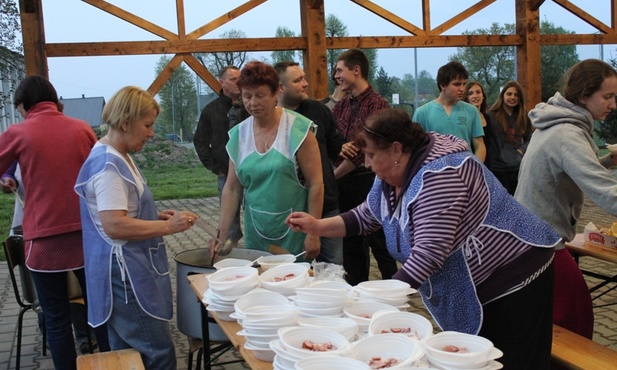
[0, 0, 21, 53]
[449, 23, 516, 103]
[375, 66, 393, 102]
[540, 22, 580, 102]
[155, 56, 198, 142]
[271, 27, 300, 64]
[449, 21, 579, 105]
[195, 29, 249, 74]
[594, 55, 617, 144]
[325, 14, 347, 92]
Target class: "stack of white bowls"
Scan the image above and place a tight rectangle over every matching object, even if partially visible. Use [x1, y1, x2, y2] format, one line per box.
[424, 331, 503, 369]
[259, 263, 311, 296]
[343, 301, 398, 333]
[203, 266, 259, 320]
[295, 355, 371, 370]
[353, 279, 416, 309]
[270, 327, 352, 370]
[292, 280, 352, 318]
[347, 333, 426, 369]
[239, 304, 301, 362]
[297, 317, 358, 341]
[232, 288, 290, 323]
[368, 311, 433, 343]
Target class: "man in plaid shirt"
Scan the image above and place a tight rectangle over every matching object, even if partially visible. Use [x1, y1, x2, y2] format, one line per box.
[332, 48, 398, 285]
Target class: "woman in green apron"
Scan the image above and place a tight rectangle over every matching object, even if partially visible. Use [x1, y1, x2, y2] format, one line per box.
[209, 61, 323, 259]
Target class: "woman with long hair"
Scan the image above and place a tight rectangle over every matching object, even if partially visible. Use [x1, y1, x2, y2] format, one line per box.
[487, 80, 532, 194]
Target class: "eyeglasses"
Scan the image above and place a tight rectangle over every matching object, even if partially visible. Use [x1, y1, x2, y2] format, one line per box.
[362, 125, 388, 141]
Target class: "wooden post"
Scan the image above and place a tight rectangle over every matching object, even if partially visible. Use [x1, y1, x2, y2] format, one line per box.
[516, 0, 542, 107]
[300, 0, 328, 100]
[18, 0, 48, 77]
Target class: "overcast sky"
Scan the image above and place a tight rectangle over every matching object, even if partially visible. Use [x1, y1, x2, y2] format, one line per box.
[25, 0, 617, 100]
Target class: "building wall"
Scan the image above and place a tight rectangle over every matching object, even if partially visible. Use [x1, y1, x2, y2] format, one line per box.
[0, 48, 25, 133]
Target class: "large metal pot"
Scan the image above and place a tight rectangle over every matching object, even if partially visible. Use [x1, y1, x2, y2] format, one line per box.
[174, 248, 270, 341]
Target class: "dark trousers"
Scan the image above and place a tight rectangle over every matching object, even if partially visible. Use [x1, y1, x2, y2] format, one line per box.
[31, 268, 110, 370]
[491, 169, 519, 195]
[338, 171, 398, 286]
[479, 262, 554, 369]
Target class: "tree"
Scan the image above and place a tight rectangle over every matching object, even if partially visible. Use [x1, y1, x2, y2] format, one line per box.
[449, 21, 579, 104]
[540, 22, 579, 102]
[449, 23, 516, 103]
[194, 29, 249, 75]
[155, 56, 198, 142]
[325, 14, 347, 91]
[374, 66, 393, 102]
[271, 26, 300, 64]
[0, 0, 24, 123]
[595, 55, 617, 144]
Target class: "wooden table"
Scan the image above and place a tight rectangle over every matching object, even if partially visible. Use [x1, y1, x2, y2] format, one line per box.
[187, 274, 273, 370]
[565, 233, 617, 307]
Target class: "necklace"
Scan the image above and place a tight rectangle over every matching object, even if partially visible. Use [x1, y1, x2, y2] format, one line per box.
[257, 127, 277, 150]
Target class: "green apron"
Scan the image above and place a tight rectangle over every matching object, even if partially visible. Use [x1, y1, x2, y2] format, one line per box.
[227, 109, 314, 255]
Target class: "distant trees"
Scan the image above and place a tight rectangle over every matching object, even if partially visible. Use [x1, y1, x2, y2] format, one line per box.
[195, 29, 249, 75]
[154, 56, 198, 142]
[449, 21, 579, 104]
[271, 26, 301, 64]
[594, 54, 617, 144]
[0, 0, 24, 122]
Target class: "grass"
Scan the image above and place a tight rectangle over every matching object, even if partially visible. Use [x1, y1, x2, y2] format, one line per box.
[0, 164, 218, 260]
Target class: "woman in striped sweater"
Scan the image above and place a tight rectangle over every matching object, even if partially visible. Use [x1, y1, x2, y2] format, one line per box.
[287, 108, 560, 369]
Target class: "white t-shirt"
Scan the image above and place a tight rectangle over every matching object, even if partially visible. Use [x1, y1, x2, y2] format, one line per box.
[84, 143, 145, 245]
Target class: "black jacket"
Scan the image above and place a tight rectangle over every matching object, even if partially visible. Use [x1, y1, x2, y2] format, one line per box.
[193, 90, 248, 176]
[295, 99, 345, 214]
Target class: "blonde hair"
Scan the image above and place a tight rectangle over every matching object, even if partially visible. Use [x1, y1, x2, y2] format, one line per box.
[102, 86, 160, 130]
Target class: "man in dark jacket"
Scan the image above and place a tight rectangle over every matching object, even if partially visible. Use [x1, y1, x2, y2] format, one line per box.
[194, 66, 248, 245]
[274, 61, 345, 264]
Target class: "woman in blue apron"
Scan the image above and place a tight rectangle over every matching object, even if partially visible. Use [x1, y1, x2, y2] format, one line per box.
[75, 86, 199, 370]
[287, 108, 560, 369]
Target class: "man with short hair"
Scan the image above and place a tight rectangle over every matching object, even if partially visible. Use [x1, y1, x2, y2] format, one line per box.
[194, 66, 247, 246]
[332, 49, 399, 285]
[412, 61, 486, 161]
[274, 61, 344, 264]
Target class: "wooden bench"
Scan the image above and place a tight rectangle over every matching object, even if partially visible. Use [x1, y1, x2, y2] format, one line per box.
[77, 349, 145, 370]
[552, 324, 617, 369]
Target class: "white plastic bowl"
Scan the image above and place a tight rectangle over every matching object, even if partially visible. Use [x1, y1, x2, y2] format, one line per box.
[368, 311, 433, 342]
[278, 326, 351, 358]
[244, 342, 276, 361]
[344, 302, 398, 330]
[234, 289, 290, 320]
[207, 266, 259, 296]
[295, 355, 370, 370]
[348, 333, 425, 369]
[355, 280, 412, 297]
[259, 263, 311, 295]
[242, 305, 300, 321]
[424, 331, 495, 365]
[298, 317, 358, 340]
[257, 254, 298, 271]
[213, 257, 252, 269]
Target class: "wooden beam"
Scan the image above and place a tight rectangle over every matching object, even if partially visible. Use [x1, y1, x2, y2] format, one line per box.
[186, 0, 268, 40]
[552, 0, 612, 34]
[430, 0, 496, 35]
[19, 0, 47, 77]
[422, 0, 430, 33]
[45, 37, 308, 57]
[540, 33, 617, 45]
[328, 34, 523, 49]
[183, 53, 220, 92]
[147, 54, 183, 97]
[515, 0, 542, 106]
[176, 0, 186, 40]
[529, 0, 545, 11]
[351, 0, 425, 36]
[82, 0, 177, 40]
[300, 0, 328, 100]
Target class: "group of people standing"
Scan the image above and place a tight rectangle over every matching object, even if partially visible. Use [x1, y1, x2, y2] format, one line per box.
[3, 51, 617, 370]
